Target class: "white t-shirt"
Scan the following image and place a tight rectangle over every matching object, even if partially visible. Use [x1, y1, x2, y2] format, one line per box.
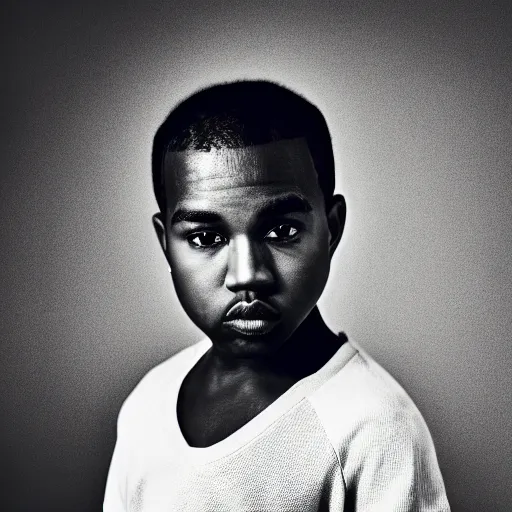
[104, 338, 450, 511]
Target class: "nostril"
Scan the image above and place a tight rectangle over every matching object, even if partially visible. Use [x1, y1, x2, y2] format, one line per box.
[225, 267, 274, 294]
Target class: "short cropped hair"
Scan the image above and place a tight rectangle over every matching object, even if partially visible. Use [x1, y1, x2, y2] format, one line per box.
[152, 80, 335, 213]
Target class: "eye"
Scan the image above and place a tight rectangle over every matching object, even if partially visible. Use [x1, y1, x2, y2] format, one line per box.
[187, 232, 225, 249]
[265, 224, 299, 242]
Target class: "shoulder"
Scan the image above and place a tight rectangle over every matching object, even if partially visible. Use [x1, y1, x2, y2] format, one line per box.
[309, 342, 450, 509]
[117, 338, 211, 433]
[309, 342, 436, 463]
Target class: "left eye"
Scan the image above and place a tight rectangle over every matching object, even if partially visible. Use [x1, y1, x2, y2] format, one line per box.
[188, 232, 225, 248]
[265, 224, 299, 241]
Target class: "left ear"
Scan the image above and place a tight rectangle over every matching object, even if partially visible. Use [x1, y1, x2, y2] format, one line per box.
[326, 194, 346, 258]
[152, 212, 171, 268]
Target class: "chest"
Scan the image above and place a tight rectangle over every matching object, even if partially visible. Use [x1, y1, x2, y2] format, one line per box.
[128, 400, 343, 512]
[177, 370, 292, 448]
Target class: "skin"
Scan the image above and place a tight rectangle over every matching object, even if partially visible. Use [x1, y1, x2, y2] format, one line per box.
[153, 137, 346, 447]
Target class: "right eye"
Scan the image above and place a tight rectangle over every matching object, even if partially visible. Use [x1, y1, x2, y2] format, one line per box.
[187, 232, 225, 249]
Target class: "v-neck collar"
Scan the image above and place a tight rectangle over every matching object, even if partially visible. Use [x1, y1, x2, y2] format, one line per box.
[163, 336, 357, 465]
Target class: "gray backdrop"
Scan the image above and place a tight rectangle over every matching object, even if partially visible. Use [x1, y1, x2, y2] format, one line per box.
[2, 1, 511, 510]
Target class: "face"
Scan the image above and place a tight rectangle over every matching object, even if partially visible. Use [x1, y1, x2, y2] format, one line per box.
[155, 138, 344, 357]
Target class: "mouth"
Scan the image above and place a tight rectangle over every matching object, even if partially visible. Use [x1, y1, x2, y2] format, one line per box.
[223, 300, 280, 336]
[224, 318, 279, 336]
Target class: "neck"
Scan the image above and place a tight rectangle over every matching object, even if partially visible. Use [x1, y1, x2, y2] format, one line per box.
[272, 306, 343, 378]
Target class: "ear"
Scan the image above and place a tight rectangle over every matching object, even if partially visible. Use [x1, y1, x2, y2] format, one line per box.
[152, 212, 171, 266]
[326, 194, 346, 258]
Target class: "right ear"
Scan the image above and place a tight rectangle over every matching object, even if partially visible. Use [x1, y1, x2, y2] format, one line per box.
[152, 213, 170, 265]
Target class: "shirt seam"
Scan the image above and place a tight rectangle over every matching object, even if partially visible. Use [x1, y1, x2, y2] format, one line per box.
[304, 348, 361, 499]
[306, 399, 349, 498]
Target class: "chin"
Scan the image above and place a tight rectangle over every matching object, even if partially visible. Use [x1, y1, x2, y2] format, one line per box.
[211, 327, 288, 358]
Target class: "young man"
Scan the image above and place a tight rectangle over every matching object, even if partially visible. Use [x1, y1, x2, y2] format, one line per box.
[104, 81, 450, 511]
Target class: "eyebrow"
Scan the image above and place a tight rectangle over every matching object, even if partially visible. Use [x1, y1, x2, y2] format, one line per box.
[258, 193, 312, 218]
[171, 210, 222, 225]
[170, 193, 312, 226]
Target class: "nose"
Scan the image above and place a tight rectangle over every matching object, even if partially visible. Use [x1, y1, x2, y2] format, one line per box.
[225, 235, 274, 293]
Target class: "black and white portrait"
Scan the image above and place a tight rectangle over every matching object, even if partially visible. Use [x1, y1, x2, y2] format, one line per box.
[2, 1, 511, 511]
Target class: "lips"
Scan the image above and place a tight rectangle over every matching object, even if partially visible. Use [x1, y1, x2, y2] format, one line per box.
[224, 300, 280, 336]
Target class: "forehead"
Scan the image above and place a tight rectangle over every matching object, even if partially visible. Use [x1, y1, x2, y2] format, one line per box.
[163, 138, 323, 213]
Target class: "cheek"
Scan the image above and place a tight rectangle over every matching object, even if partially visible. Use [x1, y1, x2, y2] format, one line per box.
[167, 244, 226, 319]
[276, 235, 331, 298]
[171, 269, 216, 326]
[169, 239, 224, 282]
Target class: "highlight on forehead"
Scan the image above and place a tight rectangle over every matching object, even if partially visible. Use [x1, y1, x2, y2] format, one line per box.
[163, 138, 317, 186]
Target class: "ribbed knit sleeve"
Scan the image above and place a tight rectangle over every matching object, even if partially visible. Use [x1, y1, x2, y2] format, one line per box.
[338, 407, 450, 511]
[309, 348, 450, 511]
